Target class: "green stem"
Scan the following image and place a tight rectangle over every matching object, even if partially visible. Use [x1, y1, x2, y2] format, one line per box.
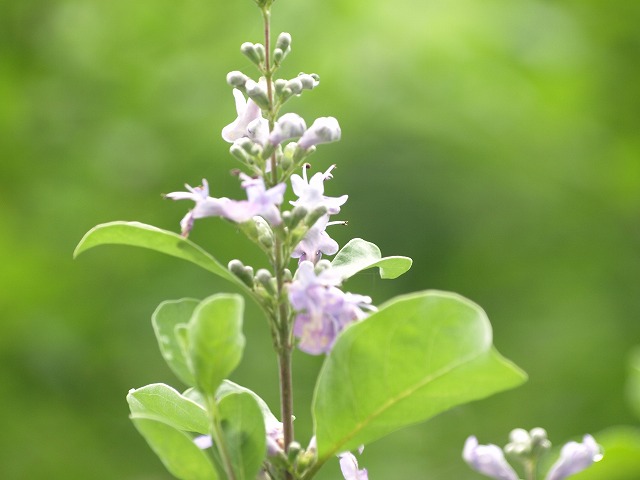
[524, 459, 536, 480]
[207, 396, 237, 480]
[262, 6, 296, 478]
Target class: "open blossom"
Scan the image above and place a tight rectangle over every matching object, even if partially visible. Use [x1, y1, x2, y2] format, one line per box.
[166, 175, 285, 236]
[222, 88, 268, 144]
[339, 452, 368, 480]
[545, 435, 602, 480]
[289, 261, 373, 354]
[292, 214, 340, 264]
[297, 116, 341, 149]
[463, 436, 519, 480]
[290, 165, 347, 215]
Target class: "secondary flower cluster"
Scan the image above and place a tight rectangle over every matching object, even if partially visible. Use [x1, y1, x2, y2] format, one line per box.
[288, 261, 374, 354]
[463, 428, 602, 480]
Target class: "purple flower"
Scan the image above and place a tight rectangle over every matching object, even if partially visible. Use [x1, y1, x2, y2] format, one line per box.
[339, 449, 368, 480]
[166, 175, 285, 235]
[266, 418, 285, 457]
[221, 173, 285, 225]
[165, 180, 230, 236]
[290, 165, 347, 215]
[222, 89, 268, 144]
[545, 435, 602, 480]
[292, 215, 340, 264]
[297, 117, 341, 149]
[289, 262, 373, 354]
[463, 436, 519, 480]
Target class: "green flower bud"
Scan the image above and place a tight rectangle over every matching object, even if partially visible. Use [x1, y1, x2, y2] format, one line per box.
[230, 143, 250, 163]
[246, 79, 270, 109]
[255, 269, 276, 295]
[298, 73, 319, 90]
[273, 48, 284, 64]
[305, 205, 328, 227]
[226, 71, 248, 87]
[274, 79, 287, 96]
[240, 42, 263, 67]
[228, 259, 254, 287]
[286, 78, 303, 95]
[276, 32, 292, 53]
[287, 205, 308, 228]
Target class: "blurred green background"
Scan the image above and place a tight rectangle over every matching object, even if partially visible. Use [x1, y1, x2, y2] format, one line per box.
[2, 0, 640, 478]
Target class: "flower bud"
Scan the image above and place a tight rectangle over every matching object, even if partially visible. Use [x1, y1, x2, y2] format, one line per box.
[229, 142, 250, 163]
[276, 32, 292, 53]
[287, 441, 302, 463]
[226, 71, 248, 88]
[297, 117, 341, 150]
[273, 48, 284, 64]
[245, 79, 270, 110]
[240, 42, 264, 67]
[255, 268, 276, 295]
[305, 205, 328, 227]
[286, 78, 303, 95]
[274, 78, 287, 96]
[286, 205, 308, 229]
[269, 113, 307, 146]
[228, 259, 254, 287]
[298, 73, 319, 90]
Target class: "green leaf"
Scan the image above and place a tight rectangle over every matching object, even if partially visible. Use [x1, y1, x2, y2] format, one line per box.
[217, 392, 267, 480]
[73, 221, 242, 288]
[312, 290, 526, 461]
[215, 380, 279, 426]
[152, 299, 200, 386]
[127, 383, 209, 434]
[131, 417, 218, 480]
[188, 294, 246, 396]
[330, 238, 412, 280]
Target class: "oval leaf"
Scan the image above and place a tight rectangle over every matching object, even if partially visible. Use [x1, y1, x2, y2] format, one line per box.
[74, 221, 243, 288]
[152, 299, 200, 386]
[312, 290, 527, 462]
[217, 392, 267, 480]
[131, 417, 219, 480]
[330, 238, 412, 280]
[128, 383, 209, 434]
[188, 294, 246, 396]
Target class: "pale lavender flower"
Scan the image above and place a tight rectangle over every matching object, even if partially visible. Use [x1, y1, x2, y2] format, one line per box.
[166, 175, 285, 234]
[266, 418, 285, 456]
[269, 113, 307, 146]
[339, 449, 368, 480]
[165, 179, 230, 236]
[222, 89, 265, 143]
[545, 435, 602, 480]
[297, 117, 341, 149]
[194, 435, 213, 450]
[291, 214, 340, 264]
[289, 261, 372, 354]
[463, 436, 519, 480]
[220, 173, 285, 225]
[290, 165, 347, 215]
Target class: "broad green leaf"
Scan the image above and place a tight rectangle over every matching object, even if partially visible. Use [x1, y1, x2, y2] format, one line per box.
[217, 392, 267, 480]
[330, 238, 412, 280]
[127, 383, 208, 434]
[73, 221, 242, 288]
[312, 290, 526, 462]
[152, 299, 200, 386]
[132, 417, 218, 480]
[188, 294, 245, 396]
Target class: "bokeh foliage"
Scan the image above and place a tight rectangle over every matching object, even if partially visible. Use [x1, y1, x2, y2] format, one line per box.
[1, 0, 639, 478]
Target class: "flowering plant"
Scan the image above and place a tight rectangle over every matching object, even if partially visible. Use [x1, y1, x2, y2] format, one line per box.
[74, 1, 600, 479]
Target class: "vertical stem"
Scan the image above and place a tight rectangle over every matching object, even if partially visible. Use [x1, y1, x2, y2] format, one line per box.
[262, 5, 295, 474]
[525, 459, 536, 480]
[208, 397, 238, 480]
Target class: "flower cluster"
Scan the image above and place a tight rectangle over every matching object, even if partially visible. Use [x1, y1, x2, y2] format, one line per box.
[288, 261, 374, 354]
[463, 428, 602, 480]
